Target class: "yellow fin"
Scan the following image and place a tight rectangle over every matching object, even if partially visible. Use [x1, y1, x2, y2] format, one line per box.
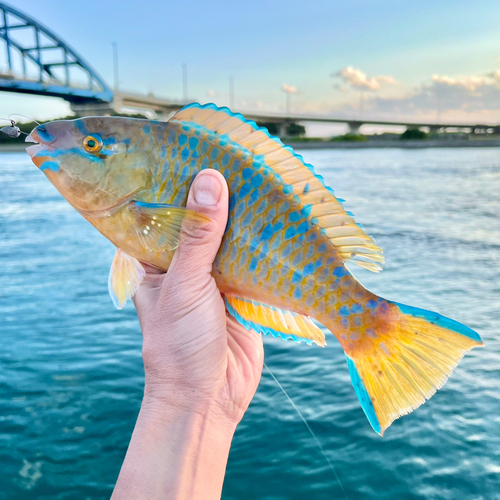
[108, 248, 146, 309]
[343, 301, 483, 435]
[225, 295, 326, 347]
[129, 201, 210, 252]
[172, 103, 383, 271]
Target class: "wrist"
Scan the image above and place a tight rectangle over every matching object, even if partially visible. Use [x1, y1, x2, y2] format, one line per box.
[143, 374, 248, 425]
[113, 390, 237, 500]
[141, 386, 238, 434]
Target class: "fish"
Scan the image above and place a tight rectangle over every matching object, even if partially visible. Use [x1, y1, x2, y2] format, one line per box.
[25, 102, 483, 435]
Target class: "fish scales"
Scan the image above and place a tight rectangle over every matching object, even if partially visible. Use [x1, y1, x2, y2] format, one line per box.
[25, 102, 483, 435]
[142, 117, 380, 353]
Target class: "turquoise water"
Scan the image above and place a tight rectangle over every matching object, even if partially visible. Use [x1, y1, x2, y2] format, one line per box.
[1, 148, 499, 499]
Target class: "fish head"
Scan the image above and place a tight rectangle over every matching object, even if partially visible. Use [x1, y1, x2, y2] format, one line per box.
[26, 117, 157, 214]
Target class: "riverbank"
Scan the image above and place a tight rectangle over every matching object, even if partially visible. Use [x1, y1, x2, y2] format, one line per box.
[2, 139, 499, 153]
[285, 139, 500, 149]
[0, 144, 28, 152]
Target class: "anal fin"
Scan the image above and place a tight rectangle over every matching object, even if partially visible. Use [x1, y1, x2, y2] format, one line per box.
[108, 248, 146, 309]
[225, 295, 326, 347]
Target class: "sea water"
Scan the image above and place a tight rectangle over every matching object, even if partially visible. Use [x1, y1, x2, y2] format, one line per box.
[0, 148, 499, 499]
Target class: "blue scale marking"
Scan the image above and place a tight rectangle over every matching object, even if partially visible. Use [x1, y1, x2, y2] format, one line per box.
[255, 199, 267, 216]
[251, 173, 264, 188]
[242, 167, 253, 180]
[178, 103, 372, 233]
[188, 137, 199, 149]
[221, 153, 231, 167]
[281, 243, 292, 258]
[284, 226, 296, 241]
[167, 129, 177, 144]
[200, 141, 210, 154]
[303, 263, 315, 277]
[228, 193, 238, 211]
[301, 204, 312, 217]
[247, 189, 260, 208]
[351, 303, 364, 314]
[339, 305, 350, 317]
[333, 266, 348, 278]
[235, 201, 246, 218]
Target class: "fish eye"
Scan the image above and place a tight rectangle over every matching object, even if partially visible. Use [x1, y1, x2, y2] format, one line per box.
[83, 135, 103, 153]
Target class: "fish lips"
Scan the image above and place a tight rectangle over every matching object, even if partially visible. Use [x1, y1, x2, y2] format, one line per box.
[26, 129, 55, 169]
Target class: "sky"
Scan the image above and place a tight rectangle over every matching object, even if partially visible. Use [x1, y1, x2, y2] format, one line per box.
[2, 0, 500, 135]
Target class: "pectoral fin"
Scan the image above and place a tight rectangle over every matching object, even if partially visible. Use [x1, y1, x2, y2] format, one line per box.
[129, 201, 210, 252]
[108, 248, 146, 309]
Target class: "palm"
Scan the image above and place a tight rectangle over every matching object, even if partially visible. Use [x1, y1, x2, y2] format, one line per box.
[134, 269, 264, 424]
[222, 314, 264, 420]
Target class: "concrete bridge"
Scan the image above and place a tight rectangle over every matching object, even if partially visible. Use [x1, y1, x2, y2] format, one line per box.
[0, 2, 497, 137]
[75, 90, 500, 136]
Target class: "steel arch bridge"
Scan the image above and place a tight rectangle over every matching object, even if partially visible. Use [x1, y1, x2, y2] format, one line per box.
[0, 2, 113, 104]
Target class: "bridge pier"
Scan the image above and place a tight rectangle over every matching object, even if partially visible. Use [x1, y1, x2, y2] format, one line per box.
[347, 121, 362, 135]
[428, 125, 441, 134]
[276, 122, 288, 138]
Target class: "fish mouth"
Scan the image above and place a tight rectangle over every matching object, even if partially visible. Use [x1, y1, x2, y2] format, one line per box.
[25, 130, 43, 157]
[25, 129, 55, 170]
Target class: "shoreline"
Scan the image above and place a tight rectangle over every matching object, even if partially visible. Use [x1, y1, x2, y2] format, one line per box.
[285, 139, 500, 149]
[1, 139, 499, 154]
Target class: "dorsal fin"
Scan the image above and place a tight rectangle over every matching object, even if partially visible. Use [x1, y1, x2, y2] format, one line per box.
[172, 103, 384, 272]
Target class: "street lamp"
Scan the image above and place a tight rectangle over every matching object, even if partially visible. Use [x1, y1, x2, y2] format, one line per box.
[182, 63, 188, 102]
[281, 83, 297, 115]
[229, 76, 235, 109]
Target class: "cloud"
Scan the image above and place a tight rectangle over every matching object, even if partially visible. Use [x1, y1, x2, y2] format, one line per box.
[431, 74, 489, 92]
[333, 66, 397, 91]
[352, 72, 500, 123]
[281, 83, 297, 93]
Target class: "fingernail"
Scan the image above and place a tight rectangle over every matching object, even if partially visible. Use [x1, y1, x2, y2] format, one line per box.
[193, 173, 222, 206]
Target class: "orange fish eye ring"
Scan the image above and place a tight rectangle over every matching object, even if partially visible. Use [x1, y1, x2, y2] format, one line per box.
[83, 135, 103, 153]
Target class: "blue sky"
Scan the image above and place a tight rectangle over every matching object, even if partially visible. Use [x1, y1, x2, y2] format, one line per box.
[2, 0, 500, 133]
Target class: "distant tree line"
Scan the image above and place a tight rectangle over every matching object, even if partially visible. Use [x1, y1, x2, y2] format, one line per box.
[256, 122, 306, 137]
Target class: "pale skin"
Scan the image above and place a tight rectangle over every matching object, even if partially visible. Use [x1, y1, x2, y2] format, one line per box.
[111, 169, 264, 500]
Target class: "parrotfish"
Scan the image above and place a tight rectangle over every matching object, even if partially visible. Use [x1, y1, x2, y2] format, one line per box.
[26, 103, 483, 435]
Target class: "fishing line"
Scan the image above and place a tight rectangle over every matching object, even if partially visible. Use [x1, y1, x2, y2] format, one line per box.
[0, 116, 33, 137]
[264, 362, 348, 500]
[8, 114, 41, 126]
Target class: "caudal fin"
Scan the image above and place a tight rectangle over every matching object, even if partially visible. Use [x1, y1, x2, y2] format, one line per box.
[344, 301, 483, 436]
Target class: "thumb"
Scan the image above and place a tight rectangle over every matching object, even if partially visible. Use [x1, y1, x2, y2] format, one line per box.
[167, 169, 229, 283]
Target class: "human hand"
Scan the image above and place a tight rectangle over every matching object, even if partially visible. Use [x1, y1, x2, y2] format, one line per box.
[114, 169, 264, 499]
[133, 168, 264, 424]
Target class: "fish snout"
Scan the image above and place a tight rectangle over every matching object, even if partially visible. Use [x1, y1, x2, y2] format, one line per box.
[26, 128, 43, 158]
[25, 127, 58, 171]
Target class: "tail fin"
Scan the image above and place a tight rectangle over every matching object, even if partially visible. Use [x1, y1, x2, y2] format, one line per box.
[344, 300, 483, 436]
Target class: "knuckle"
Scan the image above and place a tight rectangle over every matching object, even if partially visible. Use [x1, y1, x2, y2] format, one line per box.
[181, 217, 221, 245]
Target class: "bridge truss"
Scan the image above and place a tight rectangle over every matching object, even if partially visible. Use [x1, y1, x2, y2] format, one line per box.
[0, 2, 113, 104]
